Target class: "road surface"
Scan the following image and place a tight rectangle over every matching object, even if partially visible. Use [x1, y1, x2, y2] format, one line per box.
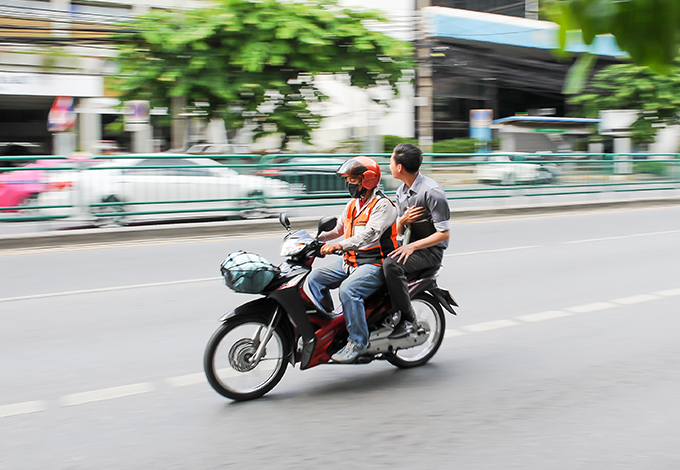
[1, 204, 679, 469]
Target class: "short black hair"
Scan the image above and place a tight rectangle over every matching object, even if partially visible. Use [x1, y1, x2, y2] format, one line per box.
[392, 143, 422, 173]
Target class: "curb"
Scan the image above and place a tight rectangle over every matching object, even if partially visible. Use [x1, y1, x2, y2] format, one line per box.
[1, 197, 679, 251]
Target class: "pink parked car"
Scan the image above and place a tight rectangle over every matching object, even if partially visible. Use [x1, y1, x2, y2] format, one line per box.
[0, 158, 88, 212]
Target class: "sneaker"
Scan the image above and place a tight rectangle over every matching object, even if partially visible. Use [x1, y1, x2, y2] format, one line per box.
[388, 320, 418, 339]
[331, 342, 368, 363]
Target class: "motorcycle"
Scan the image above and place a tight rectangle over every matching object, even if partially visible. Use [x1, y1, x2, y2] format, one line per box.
[203, 213, 458, 401]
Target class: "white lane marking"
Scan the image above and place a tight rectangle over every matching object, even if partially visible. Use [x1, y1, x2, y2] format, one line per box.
[462, 319, 520, 332]
[656, 288, 680, 297]
[445, 229, 680, 258]
[60, 382, 155, 407]
[0, 277, 222, 303]
[567, 302, 616, 313]
[444, 328, 466, 338]
[565, 229, 680, 244]
[0, 400, 48, 418]
[516, 310, 573, 323]
[0, 233, 281, 257]
[166, 368, 241, 387]
[445, 246, 539, 257]
[4, 285, 680, 418]
[166, 373, 206, 387]
[613, 294, 660, 305]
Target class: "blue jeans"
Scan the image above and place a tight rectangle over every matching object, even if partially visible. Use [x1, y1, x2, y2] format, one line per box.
[306, 258, 384, 349]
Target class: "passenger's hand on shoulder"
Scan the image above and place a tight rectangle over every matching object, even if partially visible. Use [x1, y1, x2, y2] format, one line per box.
[402, 206, 425, 225]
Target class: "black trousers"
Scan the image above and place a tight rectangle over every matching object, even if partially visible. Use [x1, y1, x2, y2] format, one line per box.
[382, 246, 444, 321]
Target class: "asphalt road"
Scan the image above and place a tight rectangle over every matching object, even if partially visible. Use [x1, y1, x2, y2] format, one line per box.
[1, 205, 680, 469]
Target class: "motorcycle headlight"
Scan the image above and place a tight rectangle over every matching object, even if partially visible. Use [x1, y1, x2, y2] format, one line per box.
[280, 238, 306, 256]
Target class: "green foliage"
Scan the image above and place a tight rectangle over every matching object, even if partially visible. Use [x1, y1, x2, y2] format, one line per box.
[634, 160, 670, 176]
[546, 0, 680, 74]
[333, 138, 364, 153]
[111, 0, 413, 147]
[570, 60, 680, 144]
[432, 138, 478, 154]
[382, 135, 418, 153]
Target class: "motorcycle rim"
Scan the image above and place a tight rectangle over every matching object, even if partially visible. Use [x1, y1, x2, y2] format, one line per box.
[204, 315, 288, 401]
[387, 293, 445, 368]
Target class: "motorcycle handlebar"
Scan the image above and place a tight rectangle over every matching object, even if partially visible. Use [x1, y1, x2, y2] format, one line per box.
[316, 246, 343, 257]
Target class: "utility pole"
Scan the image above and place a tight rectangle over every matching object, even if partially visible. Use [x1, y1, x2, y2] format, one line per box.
[415, 0, 433, 154]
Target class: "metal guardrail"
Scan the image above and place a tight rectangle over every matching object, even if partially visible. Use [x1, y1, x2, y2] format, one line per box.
[1, 153, 678, 222]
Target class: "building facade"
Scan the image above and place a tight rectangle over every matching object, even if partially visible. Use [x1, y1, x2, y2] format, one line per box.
[1, 0, 625, 155]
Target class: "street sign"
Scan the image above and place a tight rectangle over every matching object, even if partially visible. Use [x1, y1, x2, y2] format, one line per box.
[470, 109, 493, 142]
[47, 96, 77, 132]
[124, 100, 150, 131]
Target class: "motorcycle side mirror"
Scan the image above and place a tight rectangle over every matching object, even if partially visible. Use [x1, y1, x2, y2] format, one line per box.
[279, 212, 292, 232]
[317, 216, 337, 237]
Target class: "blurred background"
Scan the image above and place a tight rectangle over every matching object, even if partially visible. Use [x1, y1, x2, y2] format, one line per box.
[2, 0, 678, 158]
[1, 0, 678, 228]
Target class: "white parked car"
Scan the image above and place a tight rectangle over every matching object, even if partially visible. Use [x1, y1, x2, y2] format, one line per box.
[475, 154, 556, 185]
[36, 157, 301, 223]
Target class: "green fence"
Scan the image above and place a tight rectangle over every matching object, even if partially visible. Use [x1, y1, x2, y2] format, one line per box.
[1, 153, 678, 223]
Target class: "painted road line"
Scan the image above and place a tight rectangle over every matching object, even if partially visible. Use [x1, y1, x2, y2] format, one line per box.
[60, 382, 155, 407]
[567, 302, 616, 314]
[516, 310, 573, 323]
[613, 294, 660, 305]
[445, 246, 540, 257]
[0, 400, 48, 418]
[0, 233, 281, 257]
[462, 319, 520, 333]
[166, 373, 206, 387]
[656, 288, 680, 297]
[444, 329, 466, 338]
[0, 277, 222, 304]
[564, 229, 680, 244]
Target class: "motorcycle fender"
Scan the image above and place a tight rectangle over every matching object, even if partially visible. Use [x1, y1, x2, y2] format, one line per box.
[430, 287, 458, 315]
[218, 297, 278, 322]
[408, 277, 436, 299]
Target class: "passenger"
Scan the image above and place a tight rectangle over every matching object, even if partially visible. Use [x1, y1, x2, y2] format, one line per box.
[306, 157, 398, 363]
[383, 143, 451, 339]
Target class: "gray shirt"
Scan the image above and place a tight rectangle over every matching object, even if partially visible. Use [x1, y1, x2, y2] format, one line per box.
[395, 172, 450, 249]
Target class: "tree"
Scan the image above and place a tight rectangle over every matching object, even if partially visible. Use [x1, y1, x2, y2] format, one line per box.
[570, 60, 680, 144]
[112, 0, 413, 148]
[547, 0, 680, 74]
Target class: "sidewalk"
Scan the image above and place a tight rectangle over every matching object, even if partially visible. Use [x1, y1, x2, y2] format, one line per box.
[1, 190, 679, 250]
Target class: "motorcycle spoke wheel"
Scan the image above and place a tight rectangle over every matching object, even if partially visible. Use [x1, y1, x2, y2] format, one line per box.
[387, 294, 446, 369]
[204, 316, 288, 401]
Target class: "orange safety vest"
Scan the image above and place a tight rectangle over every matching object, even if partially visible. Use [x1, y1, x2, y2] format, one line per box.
[343, 193, 398, 267]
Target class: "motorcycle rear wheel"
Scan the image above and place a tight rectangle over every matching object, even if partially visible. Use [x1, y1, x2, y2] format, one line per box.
[204, 315, 290, 401]
[387, 293, 446, 369]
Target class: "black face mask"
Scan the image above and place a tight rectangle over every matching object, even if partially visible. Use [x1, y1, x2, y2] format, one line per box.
[347, 182, 365, 199]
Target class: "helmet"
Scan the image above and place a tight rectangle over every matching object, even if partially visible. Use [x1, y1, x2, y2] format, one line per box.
[336, 156, 381, 190]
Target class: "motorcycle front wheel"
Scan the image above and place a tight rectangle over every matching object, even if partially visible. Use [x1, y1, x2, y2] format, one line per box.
[204, 315, 290, 401]
[387, 293, 446, 369]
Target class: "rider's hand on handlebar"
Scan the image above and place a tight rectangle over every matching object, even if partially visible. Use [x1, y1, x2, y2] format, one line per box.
[321, 242, 343, 255]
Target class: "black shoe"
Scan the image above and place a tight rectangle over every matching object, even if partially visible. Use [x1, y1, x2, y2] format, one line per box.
[389, 320, 416, 339]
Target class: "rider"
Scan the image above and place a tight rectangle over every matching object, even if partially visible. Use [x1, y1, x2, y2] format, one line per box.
[305, 156, 398, 363]
[383, 143, 450, 339]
